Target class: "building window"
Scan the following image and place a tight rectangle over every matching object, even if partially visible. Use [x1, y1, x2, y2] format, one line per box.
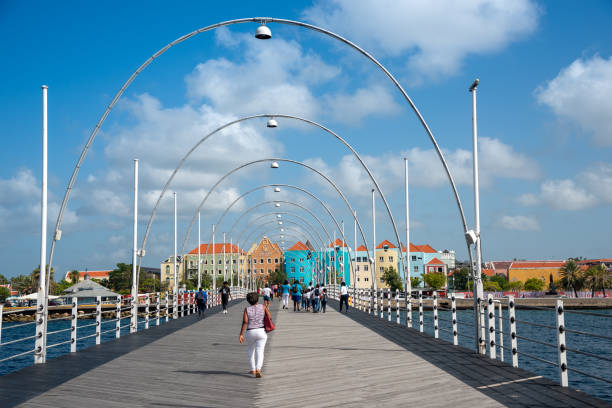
[357, 277, 360, 282]
[331, 256, 335, 262]
[414, 266, 419, 272]
[356, 265, 360, 271]
[365, 277, 369, 282]
[268, 258, 272, 263]
[300, 277, 304, 283]
[339, 255, 343, 262]
[233, 259, 236, 264]
[253, 259, 257, 264]
[379, 267, 384, 272]
[190, 261, 194, 267]
[291, 267, 295, 273]
[411, 256, 417, 261]
[438, 267, 443, 272]
[364, 265, 369, 271]
[379, 256, 384, 262]
[274, 258, 278, 263]
[299, 258, 304, 263]
[388, 256, 393, 262]
[218, 270, 222, 274]
[240, 259, 243, 264]
[218, 259, 222, 264]
[260, 259, 264, 264]
[204, 259, 208, 264]
[165, 265, 170, 273]
[300, 267, 304, 272]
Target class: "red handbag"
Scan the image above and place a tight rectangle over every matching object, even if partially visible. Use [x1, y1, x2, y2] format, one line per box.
[263, 311, 275, 332]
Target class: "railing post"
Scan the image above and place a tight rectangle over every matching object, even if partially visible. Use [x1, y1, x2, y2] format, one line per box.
[380, 289, 384, 319]
[0, 305, 3, 344]
[406, 288, 412, 328]
[418, 290, 424, 333]
[479, 296, 486, 354]
[95, 296, 101, 345]
[451, 295, 458, 346]
[165, 291, 169, 322]
[145, 293, 150, 330]
[487, 294, 495, 359]
[115, 296, 121, 339]
[395, 291, 400, 324]
[156, 292, 161, 326]
[387, 289, 391, 322]
[433, 291, 438, 339]
[130, 294, 137, 333]
[497, 301, 504, 362]
[555, 299, 568, 387]
[508, 295, 518, 368]
[173, 289, 178, 319]
[71, 297, 77, 352]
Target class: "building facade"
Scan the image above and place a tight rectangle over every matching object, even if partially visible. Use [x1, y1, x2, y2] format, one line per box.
[284, 241, 316, 284]
[247, 237, 283, 285]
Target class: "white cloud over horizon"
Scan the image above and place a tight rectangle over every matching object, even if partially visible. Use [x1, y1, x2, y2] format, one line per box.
[498, 215, 540, 231]
[536, 55, 612, 146]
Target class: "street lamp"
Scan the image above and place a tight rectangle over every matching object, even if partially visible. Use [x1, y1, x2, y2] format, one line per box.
[274, 187, 281, 192]
[271, 162, 279, 168]
[267, 118, 278, 128]
[255, 23, 272, 40]
[275, 203, 281, 207]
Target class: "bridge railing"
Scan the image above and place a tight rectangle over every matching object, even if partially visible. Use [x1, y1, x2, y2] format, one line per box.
[0, 286, 245, 368]
[325, 284, 611, 392]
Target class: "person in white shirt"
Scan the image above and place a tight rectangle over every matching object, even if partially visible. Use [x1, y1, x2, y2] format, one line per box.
[339, 281, 349, 313]
[262, 285, 272, 307]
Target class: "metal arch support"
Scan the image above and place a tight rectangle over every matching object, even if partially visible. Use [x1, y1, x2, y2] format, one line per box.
[180, 158, 367, 280]
[238, 219, 325, 251]
[234, 212, 328, 249]
[242, 224, 321, 253]
[138, 114, 402, 274]
[48, 16, 471, 304]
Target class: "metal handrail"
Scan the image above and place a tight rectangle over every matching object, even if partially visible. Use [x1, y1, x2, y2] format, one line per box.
[565, 346, 612, 363]
[564, 327, 612, 341]
[566, 366, 612, 384]
[1, 321, 37, 330]
[515, 334, 557, 349]
[564, 309, 612, 318]
[0, 334, 37, 346]
[514, 318, 556, 330]
[516, 350, 558, 367]
[0, 348, 36, 363]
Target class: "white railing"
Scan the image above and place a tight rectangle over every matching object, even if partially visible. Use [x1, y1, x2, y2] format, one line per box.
[0, 286, 245, 367]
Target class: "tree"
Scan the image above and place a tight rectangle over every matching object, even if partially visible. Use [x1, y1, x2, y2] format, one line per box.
[381, 267, 403, 292]
[451, 268, 469, 290]
[53, 279, 73, 295]
[0, 273, 9, 285]
[584, 264, 609, 297]
[69, 270, 80, 284]
[489, 275, 508, 290]
[483, 280, 501, 292]
[10, 274, 32, 295]
[507, 280, 522, 294]
[560, 259, 584, 297]
[0, 286, 10, 301]
[267, 269, 286, 286]
[410, 276, 422, 288]
[423, 272, 446, 290]
[108, 263, 132, 294]
[524, 278, 545, 292]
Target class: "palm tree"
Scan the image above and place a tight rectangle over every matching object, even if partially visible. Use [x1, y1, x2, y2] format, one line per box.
[560, 259, 584, 297]
[69, 270, 81, 284]
[584, 264, 609, 297]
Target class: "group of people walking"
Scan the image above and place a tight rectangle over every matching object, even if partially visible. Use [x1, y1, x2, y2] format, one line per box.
[194, 281, 233, 319]
[272, 280, 332, 313]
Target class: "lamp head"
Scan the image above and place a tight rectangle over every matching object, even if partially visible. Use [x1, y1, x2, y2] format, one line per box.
[275, 203, 281, 207]
[271, 161, 279, 169]
[255, 24, 272, 40]
[267, 118, 278, 128]
[274, 187, 281, 192]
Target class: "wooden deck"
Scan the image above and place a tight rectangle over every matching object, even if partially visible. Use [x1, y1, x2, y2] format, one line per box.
[0, 298, 608, 407]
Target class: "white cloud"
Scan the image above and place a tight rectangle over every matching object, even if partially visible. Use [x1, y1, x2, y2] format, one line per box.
[303, 0, 539, 80]
[518, 163, 612, 210]
[536, 55, 612, 146]
[324, 85, 401, 125]
[498, 215, 540, 231]
[304, 137, 539, 198]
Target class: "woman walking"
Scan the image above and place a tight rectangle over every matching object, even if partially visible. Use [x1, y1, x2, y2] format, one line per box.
[262, 284, 272, 307]
[281, 280, 291, 309]
[239, 292, 273, 378]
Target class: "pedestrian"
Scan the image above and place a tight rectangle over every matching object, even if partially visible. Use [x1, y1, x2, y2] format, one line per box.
[262, 284, 272, 307]
[195, 287, 208, 318]
[219, 281, 232, 314]
[239, 292, 273, 378]
[321, 288, 328, 313]
[339, 281, 349, 313]
[291, 280, 302, 312]
[302, 287, 308, 310]
[312, 284, 320, 313]
[281, 280, 291, 309]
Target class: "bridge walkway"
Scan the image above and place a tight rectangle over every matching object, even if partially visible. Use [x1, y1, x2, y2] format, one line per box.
[0, 298, 607, 407]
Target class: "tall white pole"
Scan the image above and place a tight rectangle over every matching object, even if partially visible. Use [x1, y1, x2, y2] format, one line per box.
[341, 219, 345, 284]
[197, 212, 201, 289]
[470, 78, 485, 354]
[173, 192, 178, 319]
[223, 232, 227, 282]
[371, 189, 377, 314]
[212, 224, 216, 300]
[404, 158, 412, 328]
[353, 210, 357, 300]
[35, 85, 48, 364]
[130, 159, 139, 333]
[333, 230, 336, 285]
[230, 237, 234, 287]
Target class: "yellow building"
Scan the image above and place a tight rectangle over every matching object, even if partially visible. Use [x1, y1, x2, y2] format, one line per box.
[507, 261, 565, 283]
[375, 240, 400, 289]
[353, 245, 372, 289]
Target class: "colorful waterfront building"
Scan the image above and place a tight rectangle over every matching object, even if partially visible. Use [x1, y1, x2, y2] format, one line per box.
[284, 241, 316, 284]
[246, 237, 283, 285]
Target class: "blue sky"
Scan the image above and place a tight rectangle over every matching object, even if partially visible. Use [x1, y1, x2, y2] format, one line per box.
[1, 1, 611, 277]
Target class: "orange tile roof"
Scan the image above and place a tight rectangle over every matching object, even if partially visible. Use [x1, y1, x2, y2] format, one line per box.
[426, 257, 444, 265]
[510, 261, 565, 269]
[482, 268, 495, 276]
[328, 238, 347, 248]
[416, 244, 437, 253]
[578, 259, 612, 264]
[64, 270, 111, 280]
[356, 245, 368, 251]
[288, 241, 309, 251]
[376, 239, 397, 249]
[401, 243, 421, 252]
[188, 243, 245, 255]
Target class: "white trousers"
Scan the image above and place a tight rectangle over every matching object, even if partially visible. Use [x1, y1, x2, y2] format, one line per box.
[282, 293, 290, 307]
[246, 328, 267, 371]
